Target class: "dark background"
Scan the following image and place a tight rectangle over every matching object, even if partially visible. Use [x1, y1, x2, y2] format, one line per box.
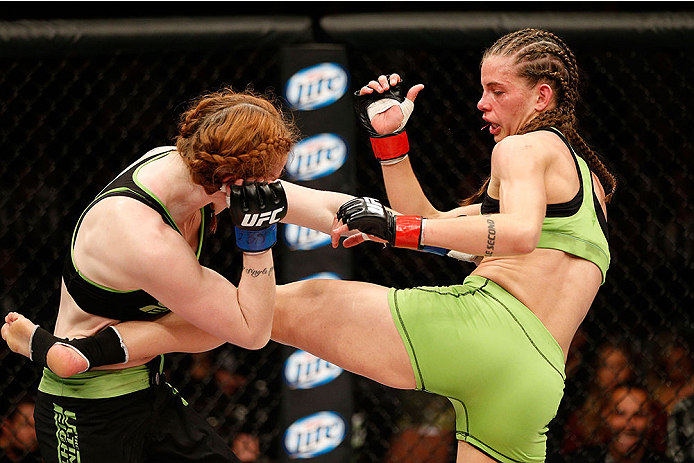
[3, 1, 693, 20]
[1, 2, 693, 463]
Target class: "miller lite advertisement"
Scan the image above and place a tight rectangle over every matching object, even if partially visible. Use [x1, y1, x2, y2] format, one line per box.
[278, 45, 356, 462]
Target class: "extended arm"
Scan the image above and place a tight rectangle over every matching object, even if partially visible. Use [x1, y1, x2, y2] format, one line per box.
[2, 181, 360, 376]
[422, 137, 546, 256]
[379, 157, 482, 218]
[337, 135, 547, 258]
[279, 180, 354, 233]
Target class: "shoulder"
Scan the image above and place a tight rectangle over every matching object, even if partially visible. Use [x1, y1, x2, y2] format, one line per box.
[492, 131, 564, 159]
[88, 195, 167, 233]
[74, 196, 190, 291]
[493, 130, 577, 177]
[490, 132, 558, 177]
[142, 146, 177, 158]
[85, 196, 187, 267]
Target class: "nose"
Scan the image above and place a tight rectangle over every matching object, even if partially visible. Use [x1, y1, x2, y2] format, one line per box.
[477, 93, 489, 112]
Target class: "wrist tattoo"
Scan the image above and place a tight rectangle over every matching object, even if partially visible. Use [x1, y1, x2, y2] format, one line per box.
[243, 265, 275, 278]
[485, 218, 496, 256]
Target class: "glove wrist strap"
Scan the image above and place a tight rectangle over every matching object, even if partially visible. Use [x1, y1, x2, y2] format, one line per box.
[235, 225, 277, 253]
[370, 131, 409, 161]
[394, 215, 422, 249]
[380, 154, 409, 166]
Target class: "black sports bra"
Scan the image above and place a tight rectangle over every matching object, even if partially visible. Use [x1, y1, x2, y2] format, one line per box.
[63, 148, 212, 321]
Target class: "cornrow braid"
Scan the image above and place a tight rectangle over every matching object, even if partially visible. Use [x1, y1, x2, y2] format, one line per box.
[186, 136, 295, 191]
[466, 29, 616, 205]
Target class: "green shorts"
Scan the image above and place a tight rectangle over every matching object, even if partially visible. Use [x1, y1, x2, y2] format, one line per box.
[389, 275, 566, 463]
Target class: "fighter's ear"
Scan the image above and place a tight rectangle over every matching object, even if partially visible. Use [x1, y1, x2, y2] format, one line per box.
[535, 83, 554, 112]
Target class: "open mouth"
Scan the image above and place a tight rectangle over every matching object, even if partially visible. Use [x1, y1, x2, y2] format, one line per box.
[615, 430, 641, 449]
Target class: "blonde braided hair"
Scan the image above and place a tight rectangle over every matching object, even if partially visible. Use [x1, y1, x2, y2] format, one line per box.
[176, 87, 300, 195]
[464, 28, 617, 205]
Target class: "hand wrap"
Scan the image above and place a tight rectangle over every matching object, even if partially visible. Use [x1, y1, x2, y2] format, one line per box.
[228, 181, 288, 254]
[30, 325, 128, 374]
[354, 78, 414, 165]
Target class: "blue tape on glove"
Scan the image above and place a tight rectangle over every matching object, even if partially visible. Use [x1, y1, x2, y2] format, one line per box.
[235, 225, 277, 253]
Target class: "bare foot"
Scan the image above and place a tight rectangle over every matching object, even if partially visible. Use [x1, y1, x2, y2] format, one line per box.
[1, 312, 36, 358]
[1, 312, 88, 377]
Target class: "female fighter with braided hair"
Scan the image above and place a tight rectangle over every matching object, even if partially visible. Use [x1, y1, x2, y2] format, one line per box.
[4, 29, 615, 463]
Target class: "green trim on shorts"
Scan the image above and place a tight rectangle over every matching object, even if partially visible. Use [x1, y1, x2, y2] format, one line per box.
[389, 288, 426, 389]
[38, 365, 151, 399]
[388, 275, 566, 463]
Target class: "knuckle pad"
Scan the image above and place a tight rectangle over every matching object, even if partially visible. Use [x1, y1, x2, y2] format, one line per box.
[231, 181, 287, 230]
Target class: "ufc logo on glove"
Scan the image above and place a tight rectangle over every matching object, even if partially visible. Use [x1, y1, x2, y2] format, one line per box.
[364, 197, 385, 216]
[228, 181, 288, 253]
[240, 207, 285, 228]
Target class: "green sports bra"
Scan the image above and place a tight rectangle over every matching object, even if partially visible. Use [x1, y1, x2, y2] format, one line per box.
[480, 127, 610, 283]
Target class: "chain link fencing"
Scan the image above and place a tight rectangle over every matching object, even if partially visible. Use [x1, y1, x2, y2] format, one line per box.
[1, 14, 692, 463]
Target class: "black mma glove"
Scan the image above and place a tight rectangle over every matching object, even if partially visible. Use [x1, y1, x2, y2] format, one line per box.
[228, 181, 287, 254]
[354, 77, 415, 165]
[337, 197, 478, 262]
[337, 197, 422, 249]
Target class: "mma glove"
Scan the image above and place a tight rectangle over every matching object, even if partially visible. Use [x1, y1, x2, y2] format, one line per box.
[337, 197, 424, 249]
[228, 181, 288, 254]
[354, 77, 415, 165]
[337, 197, 478, 262]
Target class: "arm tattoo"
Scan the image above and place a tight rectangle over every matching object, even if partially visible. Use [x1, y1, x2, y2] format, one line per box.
[485, 218, 496, 256]
[242, 265, 275, 278]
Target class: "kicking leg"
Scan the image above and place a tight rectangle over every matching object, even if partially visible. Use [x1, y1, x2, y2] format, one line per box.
[2, 312, 34, 358]
[6, 279, 414, 389]
[2, 312, 225, 377]
[2, 312, 86, 376]
[273, 279, 415, 389]
[457, 441, 498, 463]
[106, 313, 226, 359]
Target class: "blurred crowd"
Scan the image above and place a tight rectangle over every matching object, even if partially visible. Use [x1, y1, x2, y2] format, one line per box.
[2, 327, 693, 463]
[550, 327, 694, 463]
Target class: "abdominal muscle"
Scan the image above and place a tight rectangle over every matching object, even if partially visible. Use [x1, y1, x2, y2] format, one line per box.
[472, 248, 602, 361]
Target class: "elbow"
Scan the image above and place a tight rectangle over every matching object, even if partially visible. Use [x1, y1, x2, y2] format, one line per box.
[513, 240, 537, 256]
[509, 226, 541, 255]
[237, 329, 271, 350]
[234, 295, 275, 350]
